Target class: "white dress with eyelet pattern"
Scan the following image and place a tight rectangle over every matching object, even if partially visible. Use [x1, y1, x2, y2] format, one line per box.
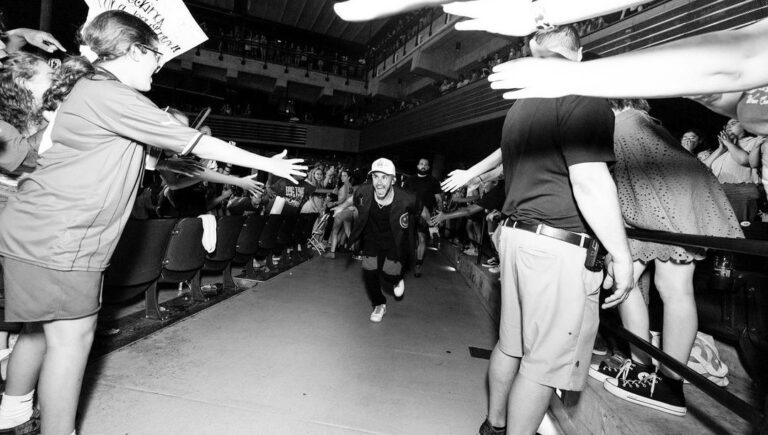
[612, 109, 744, 263]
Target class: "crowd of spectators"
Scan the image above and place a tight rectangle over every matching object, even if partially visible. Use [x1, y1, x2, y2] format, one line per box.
[681, 119, 768, 224]
[197, 21, 367, 80]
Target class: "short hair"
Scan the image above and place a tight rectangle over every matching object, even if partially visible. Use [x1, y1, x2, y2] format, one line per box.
[81, 10, 158, 61]
[533, 25, 580, 55]
[608, 98, 651, 112]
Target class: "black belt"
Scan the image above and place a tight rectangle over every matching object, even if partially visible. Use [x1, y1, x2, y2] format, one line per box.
[503, 219, 593, 249]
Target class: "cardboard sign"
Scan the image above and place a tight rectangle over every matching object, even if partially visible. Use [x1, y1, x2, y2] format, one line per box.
[83, 0, 207, 63]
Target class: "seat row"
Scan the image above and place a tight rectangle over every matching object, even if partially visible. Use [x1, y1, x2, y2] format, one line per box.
[103, 213, 320, 320]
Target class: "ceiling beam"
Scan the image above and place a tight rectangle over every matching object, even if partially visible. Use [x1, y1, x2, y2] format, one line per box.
[309, 0, 331, 32]
[294, 0, 308, 27]
[277, 0, 290, 25]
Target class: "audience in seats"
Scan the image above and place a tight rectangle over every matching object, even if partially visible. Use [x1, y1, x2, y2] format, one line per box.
[697, 119, 763, 223]
[325, 168, 359, 258]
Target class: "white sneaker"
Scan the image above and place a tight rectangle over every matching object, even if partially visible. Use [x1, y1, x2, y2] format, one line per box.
[394, 279, 405, 297]
[370, 304, 386, 322]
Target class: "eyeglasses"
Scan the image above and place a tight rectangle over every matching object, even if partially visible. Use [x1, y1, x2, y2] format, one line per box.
[136, 44, 163, 72]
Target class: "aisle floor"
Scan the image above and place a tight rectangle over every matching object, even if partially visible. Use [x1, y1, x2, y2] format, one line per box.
[79, 252, 498, 434]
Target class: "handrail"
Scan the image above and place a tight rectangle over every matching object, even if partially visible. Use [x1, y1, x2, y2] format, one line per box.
[604, 321, 766, 427]
[625, 228, 768, 257]
[609, 228, 768, 432]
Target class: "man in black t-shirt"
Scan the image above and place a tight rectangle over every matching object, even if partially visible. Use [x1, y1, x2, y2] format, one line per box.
[339, 158, 425, 322]
[443, 27, 634, 435]
[403, 158, 442, 277]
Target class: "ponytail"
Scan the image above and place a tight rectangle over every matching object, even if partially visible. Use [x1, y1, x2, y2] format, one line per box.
[42, 56, 95, 111]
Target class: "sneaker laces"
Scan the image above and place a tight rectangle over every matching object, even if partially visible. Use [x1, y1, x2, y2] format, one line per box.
[622, 372, 660, 396]
[616, 359, 636, 381]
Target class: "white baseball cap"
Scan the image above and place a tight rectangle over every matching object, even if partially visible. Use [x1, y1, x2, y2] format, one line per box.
[368, 158, 396, 176]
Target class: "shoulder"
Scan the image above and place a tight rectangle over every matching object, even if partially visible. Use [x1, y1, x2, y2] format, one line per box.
[66, 75, 155, 112]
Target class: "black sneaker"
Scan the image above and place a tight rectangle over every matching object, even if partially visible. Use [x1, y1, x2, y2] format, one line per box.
[414, 263, 422, 278]
[478, 419, 505, 435]
[589, 355, 653, 383]
[604, 372, 687, 416]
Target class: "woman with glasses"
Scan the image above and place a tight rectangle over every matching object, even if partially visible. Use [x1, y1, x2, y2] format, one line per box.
[0, 11, 305, 435]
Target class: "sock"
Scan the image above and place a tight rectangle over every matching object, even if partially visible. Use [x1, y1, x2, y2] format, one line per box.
[0, 390, 35, 429]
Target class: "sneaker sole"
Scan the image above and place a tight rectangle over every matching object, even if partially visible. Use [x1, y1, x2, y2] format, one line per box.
[370, 316, 383, 323]
[588, 366, 614, 383]
[603, 379, 687, 416]
[592, 348, 609, 356]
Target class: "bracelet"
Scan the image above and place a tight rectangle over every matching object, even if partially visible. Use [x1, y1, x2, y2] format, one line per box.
[532, 1, 555, 31]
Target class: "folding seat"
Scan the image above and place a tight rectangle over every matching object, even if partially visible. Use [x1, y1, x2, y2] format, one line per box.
[276, 214, 299, 247]
[231, 214, 267, 282]
[153, 218, 207, 319]
[190, 215, 245, 295]
[258, 214, 285, 251]
[103, 218, 178, 320]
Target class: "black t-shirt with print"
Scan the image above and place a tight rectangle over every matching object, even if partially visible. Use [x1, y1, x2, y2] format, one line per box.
[270, 178, 316, 213]
[500, 96, 615, 233]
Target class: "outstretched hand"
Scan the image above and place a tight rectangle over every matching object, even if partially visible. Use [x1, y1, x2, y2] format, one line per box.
[270, 149, 308, 184]
[7, 28, 66, 53]
[238, 175, 265, 196]
[441, 169, 474, 192]
[488, 57, 575, 100]
[429, 211, 446, 226]
[444, 0, 537, 36]
[334, 0, 446, 21]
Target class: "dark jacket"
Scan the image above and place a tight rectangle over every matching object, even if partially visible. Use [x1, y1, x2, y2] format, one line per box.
[349, 184, 421, 262]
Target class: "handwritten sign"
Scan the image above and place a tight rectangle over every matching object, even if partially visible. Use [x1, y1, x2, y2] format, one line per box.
[83, 0, 207, 63]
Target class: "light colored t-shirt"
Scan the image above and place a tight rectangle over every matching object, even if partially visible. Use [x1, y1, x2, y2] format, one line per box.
[710, 136, 762, 184]
[0, 69, 202, 271]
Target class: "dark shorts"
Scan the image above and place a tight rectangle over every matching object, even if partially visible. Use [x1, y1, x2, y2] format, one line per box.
[1, 257, 103, 322]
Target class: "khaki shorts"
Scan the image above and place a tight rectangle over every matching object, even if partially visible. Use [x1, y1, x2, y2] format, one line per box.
[497, 227, 603, 391]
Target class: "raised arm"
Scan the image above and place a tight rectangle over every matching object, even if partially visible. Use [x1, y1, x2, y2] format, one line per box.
[487, 18, 768, 100]
[334, 0, 652, 25]
[446, 0, 650, 36]
[441, 148, 502, 192]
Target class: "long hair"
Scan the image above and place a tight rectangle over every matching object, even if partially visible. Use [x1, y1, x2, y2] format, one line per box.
[0, 52, 47, 134]
[42, 56, 94, 111]
[42, 11, 158, 111]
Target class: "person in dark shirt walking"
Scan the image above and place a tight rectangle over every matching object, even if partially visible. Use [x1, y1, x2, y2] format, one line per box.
[403, 158, 442, 277]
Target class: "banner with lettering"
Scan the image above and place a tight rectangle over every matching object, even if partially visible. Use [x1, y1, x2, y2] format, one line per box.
[83, 0, 207, 64]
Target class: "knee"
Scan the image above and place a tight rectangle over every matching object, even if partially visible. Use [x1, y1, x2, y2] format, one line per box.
[45, 318, 97, 350]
